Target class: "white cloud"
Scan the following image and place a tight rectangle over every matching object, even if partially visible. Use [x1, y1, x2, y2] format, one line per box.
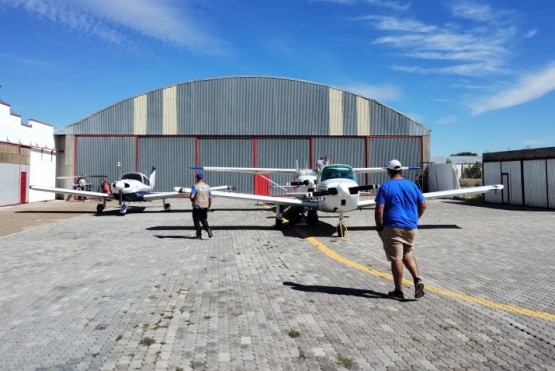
[354, 2, 528, 78]
[341, 82, 403, 102]
[1, 0, 228, 55]
[470, 63, 555, 115]
[435, 115, 458, 126]
[364, 0, 411, 11]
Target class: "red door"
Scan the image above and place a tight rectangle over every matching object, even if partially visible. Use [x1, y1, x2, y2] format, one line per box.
[20, 171, 27, 204]
[254, 173, 270, 195]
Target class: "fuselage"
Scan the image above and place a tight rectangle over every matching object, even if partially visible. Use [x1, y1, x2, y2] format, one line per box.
[315, 165, 360, 213]
[111, 172, 153, 201]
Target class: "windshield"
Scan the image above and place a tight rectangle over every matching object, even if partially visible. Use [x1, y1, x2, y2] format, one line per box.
[319, 165, 356, 181]
[122, 173, 150, 186]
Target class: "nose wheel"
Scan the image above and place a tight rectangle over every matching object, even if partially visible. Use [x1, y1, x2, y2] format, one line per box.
[337, 214, 348, 239]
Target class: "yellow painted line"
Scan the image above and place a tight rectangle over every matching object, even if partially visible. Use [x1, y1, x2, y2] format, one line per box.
[294, 227, 555, 321]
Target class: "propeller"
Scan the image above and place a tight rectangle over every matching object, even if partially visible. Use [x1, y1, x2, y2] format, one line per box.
[114, 181, 126, 206]
[348, 184, 380, 195]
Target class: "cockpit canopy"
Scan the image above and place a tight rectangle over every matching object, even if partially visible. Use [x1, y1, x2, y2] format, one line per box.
[319, 165, 356, 182]
[121, 173, 150, 186]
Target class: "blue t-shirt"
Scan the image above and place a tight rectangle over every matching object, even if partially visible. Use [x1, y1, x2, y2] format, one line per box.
[375, 178, 424, 229]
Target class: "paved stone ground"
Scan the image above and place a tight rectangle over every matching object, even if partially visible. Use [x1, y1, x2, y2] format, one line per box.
[0, 197, 553, 370]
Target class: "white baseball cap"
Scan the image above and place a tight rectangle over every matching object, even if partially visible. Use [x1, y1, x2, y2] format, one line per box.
[387, 159, 402, 170]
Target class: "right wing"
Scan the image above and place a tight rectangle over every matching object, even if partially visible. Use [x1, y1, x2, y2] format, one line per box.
[29, 185, 114, 199]
[422, 184, 504, 199]
[353, 166, 419, 173]
[356, 184, 504, 208]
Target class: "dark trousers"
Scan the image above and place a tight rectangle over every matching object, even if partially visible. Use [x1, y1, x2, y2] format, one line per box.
[192, 207, 210, 236]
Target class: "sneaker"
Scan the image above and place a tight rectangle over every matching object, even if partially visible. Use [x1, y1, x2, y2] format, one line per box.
[207, 229, 213, 238]
[387, 290, 405, 300]
[414, 279, 425, 298]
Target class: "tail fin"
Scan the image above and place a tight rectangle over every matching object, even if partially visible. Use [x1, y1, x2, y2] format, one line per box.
[149, 166, 156, 188]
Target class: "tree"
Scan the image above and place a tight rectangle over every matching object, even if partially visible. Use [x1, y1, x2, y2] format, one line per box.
[464, 161, 482, 179]
[450, 151, 478, 156]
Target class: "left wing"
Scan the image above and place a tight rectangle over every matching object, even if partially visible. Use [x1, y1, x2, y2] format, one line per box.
[29, 185, 114, 200]
[191, 166, 297, 175]
[356, 184, 504, 208]
[210, 190, 320, 208]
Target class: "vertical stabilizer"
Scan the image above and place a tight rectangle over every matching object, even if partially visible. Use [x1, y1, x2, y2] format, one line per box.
[149, 167, 156, 189]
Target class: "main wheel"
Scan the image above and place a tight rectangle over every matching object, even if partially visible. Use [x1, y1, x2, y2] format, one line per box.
[96, 204, 104, 213]
[307, 210, 318, 226]
[164, 203, 171, 211]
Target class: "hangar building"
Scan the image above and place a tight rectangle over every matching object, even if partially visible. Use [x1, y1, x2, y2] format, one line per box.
[53, 76, 431, 194]
[483, 147, 555, 209]
[0, 101, 56, 207]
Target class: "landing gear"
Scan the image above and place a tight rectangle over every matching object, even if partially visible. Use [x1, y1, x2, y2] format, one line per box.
[275, 204, 283, 230]
[306, 210, 318, 226]
[96, 204, 104, 214]
[119, 204, 127, 215]
[164, 202, 171, 211]
[282, 206, 304, 225]
[337, 213, 348, 238]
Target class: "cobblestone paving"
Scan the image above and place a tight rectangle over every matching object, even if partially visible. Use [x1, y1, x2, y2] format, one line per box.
[0, 198, 553, 370]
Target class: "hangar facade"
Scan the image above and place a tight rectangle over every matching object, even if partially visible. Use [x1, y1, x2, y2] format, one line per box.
[54, 76, 430, 194]
[483, 147, 555, 209]
[0, 102, 56, 206]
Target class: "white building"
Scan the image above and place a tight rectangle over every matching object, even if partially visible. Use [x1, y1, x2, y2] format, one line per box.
[0, 101, 56, 206]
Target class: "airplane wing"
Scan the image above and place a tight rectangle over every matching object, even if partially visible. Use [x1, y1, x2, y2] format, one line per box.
[29, 185, 114, 199]
[192, 166, 297, 174]
[210, 190, 319, 208]
[356, 184, 504, 208]
[142, 191, 183, 201]
[353, 166, 419, 173]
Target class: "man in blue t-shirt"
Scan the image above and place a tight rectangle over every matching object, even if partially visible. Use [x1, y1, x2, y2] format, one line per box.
[375, 159, 426, 300]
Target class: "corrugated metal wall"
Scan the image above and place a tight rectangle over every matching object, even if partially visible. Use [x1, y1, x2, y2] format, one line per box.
[76, 137, 136, 187]
[483, 162, 504, 204]
[138, 137, 195, 191]
[58, 77, 429, 138]
[256, 138, 310, 195]
[523, 160, 547, 208]
[314, 137, 367, 184]
[198, 138, 254, 193]
[368, 137, 422, 185]
[176, 78, 330, 136]
[501, 161, 522, 205]
[548, 159, 555, 209]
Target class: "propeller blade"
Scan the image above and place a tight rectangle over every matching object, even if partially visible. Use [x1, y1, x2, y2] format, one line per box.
[349, 184, 380, 195]
[311, 187, 337, 197]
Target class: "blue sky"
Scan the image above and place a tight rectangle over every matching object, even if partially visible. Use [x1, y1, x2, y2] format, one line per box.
[1, 0, 554, 156]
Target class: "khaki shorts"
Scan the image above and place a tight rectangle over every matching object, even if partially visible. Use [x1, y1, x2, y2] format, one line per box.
[378, 227, 417, 261]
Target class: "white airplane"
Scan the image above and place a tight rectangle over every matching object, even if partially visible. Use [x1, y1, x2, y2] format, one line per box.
[190, 163, 504, 236]
[30, 167, 231, 215]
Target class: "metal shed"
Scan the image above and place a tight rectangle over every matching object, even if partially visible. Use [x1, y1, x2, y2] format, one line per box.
[483, 147, 555, 209]
[54, 76, 431, 193]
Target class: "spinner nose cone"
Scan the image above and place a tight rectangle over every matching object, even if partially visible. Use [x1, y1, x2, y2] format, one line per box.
[337, 182, 350, 196]
[114, 181, 125, 191]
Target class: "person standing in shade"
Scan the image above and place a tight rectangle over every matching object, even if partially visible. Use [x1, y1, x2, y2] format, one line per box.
[374, 159, 426, 299]
[190, 172, 213, 239]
